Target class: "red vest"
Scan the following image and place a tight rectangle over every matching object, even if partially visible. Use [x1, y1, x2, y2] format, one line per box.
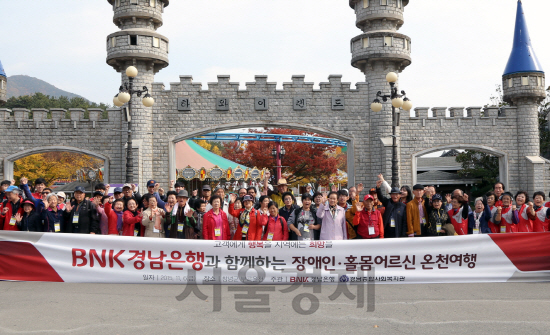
[448, 207, 467, 235]
[498, 206, 517, 233]
[533, 206, 550, 232]
[517, 204, 533, 232]
[487, 206, 498, 233]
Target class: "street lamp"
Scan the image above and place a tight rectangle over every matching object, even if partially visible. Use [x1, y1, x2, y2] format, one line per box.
[370, 72, 413, 188]
[271, 142, 285, 181]
[113, 66, 155, 183]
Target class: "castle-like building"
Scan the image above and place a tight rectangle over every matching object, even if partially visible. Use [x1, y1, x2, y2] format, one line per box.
[0, 0, 548, 196]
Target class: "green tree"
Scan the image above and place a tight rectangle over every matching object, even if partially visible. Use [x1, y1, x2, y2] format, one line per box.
[455, 150, 499, 198]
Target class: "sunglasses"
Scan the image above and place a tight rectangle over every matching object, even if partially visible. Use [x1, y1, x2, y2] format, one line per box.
[42, 192, 51, 195]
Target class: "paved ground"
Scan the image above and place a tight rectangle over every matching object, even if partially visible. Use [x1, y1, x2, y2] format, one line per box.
[0, 282, 549, 334]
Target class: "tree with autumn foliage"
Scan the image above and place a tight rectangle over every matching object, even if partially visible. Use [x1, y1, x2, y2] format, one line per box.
[221, 129, 345, 186]
[13, 152, 104, 186]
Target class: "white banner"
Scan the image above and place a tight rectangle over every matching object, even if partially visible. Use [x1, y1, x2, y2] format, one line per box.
[1, 231, 549, 284]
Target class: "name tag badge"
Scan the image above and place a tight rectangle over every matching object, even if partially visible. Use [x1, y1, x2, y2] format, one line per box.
[368, 226, 375, 235]
[473, 228, 480, 234]
[54, 223, 60, 232]
[242, 224, 249, 234]
[390, 218, 395, 228]
[134, 230, 139, 237]
[436, 223, 441, 233]
[73, 215, 79, 224]
[153, 227, 160, 233]
[421, 217, 426, 225]
[267, 232, 274, 241]
[215, 228, 221, 236]
[9, 217, 16, 226]
[303, 224, 309, 232]
[500, 225, 506, 233]
[178, 224, 184, 232]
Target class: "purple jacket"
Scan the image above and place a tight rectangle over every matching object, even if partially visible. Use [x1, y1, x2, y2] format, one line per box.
[317, 203, 348, 240]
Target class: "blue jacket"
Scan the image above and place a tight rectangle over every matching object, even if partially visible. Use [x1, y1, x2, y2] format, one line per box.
[19, 183, 40, 207]
[467, 204, 493, 234]
[41, 206, 65, 233]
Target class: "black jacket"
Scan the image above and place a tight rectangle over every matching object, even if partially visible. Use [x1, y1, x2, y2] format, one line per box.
[17, 211, 43, 232]
[377, 187, 407, 238]
[62, 199, 100, 234]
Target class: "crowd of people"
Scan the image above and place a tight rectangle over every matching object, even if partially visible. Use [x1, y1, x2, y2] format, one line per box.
[0, 172, 548, 240]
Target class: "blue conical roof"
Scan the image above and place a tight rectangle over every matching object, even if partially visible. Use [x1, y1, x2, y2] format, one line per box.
[0, 61, 5, 78]
[503, 1, 544, 76]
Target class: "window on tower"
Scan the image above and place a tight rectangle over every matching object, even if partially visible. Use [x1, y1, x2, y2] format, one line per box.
[115, 0, 120, 7]
[0, 80, 4, 90]
[363, 0, 369, 8]
[380, 0, 388, 5]
[537, 76, 542, 87]
[153, 37, 160, 48]
[397, 0, 402, 8]
[150, 0, 156, 7]
[130, 0, 138, 4]
[363, 37, 369, 48]
[384, 36, 393, 47]
[110, 37, 116, 48]
[130, 35, 138, 46]
[508, 78, 513, 88]
[522, 76, 529, 86]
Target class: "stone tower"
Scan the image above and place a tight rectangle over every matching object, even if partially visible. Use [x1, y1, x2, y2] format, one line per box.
[502, 0, 545, 194]
[0, 60, 6, 106]
[349, 0, 412, 183]
[106, 0, 169, 185]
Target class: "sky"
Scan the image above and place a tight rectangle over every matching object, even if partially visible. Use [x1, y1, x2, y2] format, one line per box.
[1, 0, 548, 109]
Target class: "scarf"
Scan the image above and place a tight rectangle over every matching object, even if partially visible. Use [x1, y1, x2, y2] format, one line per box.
[115, 210, 124, 232]
[240, 208, 251, 228]
[330, 205, 337, 219]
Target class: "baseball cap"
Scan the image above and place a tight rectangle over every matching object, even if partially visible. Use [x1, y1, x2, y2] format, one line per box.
[114, 187, 123, 194]
[202, 185, 211, 191]
[369, 188, 377, 194]
[177, 190, 189, 198]
[363, 194, 374, 201]
[74, 186, 86, 193]
[431, 194, 443, 202]
[122, 183, 132, 189]
[146, 180, 156, 188]
[93, 191, 103, 197]
[22, 199, 35, 207]
[413, 184, 424, 190]
[5, 186, 19, 193]
[56, 191, 66, 199]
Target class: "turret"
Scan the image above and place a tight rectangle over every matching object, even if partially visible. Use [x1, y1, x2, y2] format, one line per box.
[106, 0, 170, 185]
[0, 60, 6, 106]
[502, 0, 545, 106]
[349, 0, 412, 182]
[502, 0, 545, 195]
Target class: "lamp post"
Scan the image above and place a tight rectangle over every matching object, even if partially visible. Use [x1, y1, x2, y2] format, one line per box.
[113, 66, 155, 184]
[370, 72, 413, 188]
[271, 142, 286, 181]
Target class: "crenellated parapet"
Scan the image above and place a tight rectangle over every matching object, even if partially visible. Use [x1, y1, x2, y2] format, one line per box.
[0, 108, 123, 129]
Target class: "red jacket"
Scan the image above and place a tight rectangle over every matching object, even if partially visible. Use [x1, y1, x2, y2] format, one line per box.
[228, 204, 263, 240]
[203, 209, 231, 240]
[261, 216, 288, 241]
[0, 198, 24, 231]
[123, 209, 142, 236]
[104, 202, 121, 235]
[353, 209, 384, 238]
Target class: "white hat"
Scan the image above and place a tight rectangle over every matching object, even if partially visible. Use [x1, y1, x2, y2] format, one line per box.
[57, 191, 67, 199]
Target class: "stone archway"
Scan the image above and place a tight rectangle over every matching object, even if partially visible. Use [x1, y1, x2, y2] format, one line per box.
[410, 144, 509, 188]
[3, 146, 111, 183]
[168, 121, 356, 186]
